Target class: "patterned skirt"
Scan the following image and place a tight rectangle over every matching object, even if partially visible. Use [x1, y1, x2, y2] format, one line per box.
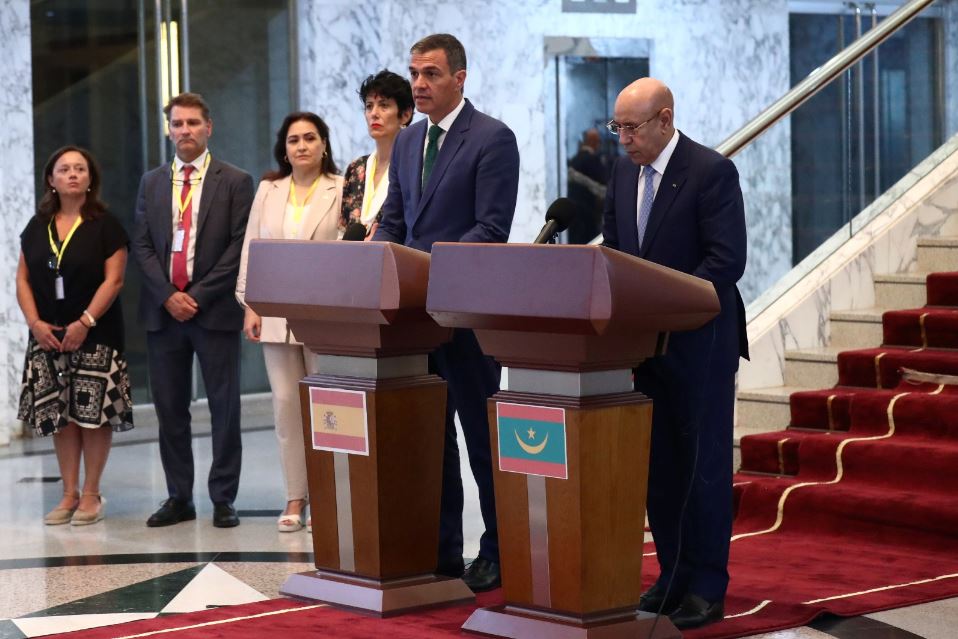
[18, 337, 134, 436]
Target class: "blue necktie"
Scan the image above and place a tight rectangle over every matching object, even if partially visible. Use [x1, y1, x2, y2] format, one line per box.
[637, 165, 656, 250]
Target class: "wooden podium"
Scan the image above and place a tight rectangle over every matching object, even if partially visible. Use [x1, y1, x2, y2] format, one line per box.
[426, 243, 720, 639]
[245, 239, 473, 615]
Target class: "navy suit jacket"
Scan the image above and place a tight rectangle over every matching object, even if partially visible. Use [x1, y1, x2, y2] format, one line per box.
[132, 157, 254, 332]
[373, 99, 519, 251]
[602, 132, 748, 375]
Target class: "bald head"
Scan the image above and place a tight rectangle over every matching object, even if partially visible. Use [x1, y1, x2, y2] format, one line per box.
[618, 78, 674, 114]
[613, 77, 676, 166]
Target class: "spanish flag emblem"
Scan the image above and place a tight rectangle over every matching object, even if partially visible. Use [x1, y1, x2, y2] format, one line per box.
[309, 387, 369, 456]
[497, 402, 567, 479]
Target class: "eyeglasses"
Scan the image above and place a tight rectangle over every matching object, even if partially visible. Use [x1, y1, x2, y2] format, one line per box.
[606, 109, 663, 137]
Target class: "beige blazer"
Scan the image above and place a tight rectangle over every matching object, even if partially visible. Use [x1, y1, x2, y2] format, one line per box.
[236, 173, 343, 343]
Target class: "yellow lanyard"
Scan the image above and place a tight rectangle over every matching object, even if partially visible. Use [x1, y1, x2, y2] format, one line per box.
[288, 176, 321, 225]
[171, 153, 212, 223]
[359, 153, 381, 224]
[47, 216, 83, 272]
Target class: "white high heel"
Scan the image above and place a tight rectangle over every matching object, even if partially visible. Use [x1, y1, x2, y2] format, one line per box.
[277, 499, 307, 533]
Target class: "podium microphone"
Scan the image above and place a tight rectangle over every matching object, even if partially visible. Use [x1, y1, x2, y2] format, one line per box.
[342, 221, 368, 241]
[533, 197, 577, 244]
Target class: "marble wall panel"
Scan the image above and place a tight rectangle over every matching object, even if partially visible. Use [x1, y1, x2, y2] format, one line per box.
[828, 250, 876, 311]
[0, 2, 34, 444]
[298, 0, 792, 296]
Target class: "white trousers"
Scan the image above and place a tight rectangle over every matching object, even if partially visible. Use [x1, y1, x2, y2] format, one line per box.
[262, 343, 318, 502]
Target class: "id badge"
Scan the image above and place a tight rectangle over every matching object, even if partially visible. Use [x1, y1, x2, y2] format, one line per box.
[172, 226, 185, 252]
[55, 276, 65, 300]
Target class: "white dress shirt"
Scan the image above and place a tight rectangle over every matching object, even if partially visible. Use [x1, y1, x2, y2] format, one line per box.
[636, 129, 681, 227]
[170, 148, 210, 282]
[423, 96, 467, 158]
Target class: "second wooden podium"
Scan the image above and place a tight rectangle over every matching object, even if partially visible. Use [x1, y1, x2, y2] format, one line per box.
[245, 239, 473, 615]
[427, 243, 720, 639]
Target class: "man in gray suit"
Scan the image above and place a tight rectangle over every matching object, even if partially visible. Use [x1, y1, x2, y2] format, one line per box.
[132, 92, 254, 528]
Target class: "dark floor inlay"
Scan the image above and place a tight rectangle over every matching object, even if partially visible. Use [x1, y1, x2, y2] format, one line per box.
[810, 613, 928, 638]
[17, 476, 60, 483]
[0, 551, 314, 571]
[23, 565, 206, 617]
[0, 620, 26, 639]
[236, 509, 282, 517]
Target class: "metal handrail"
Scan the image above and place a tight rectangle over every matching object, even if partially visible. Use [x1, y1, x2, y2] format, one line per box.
[715, 0, 935, 158]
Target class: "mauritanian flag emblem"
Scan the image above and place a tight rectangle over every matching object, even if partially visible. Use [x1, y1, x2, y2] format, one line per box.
[309, 387, 369, 456]
[497, 402, 567, 480]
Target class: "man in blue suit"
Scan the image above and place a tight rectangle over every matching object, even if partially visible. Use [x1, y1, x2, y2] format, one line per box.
[601, 78, 748, 630]
[373, 33, 520, 592]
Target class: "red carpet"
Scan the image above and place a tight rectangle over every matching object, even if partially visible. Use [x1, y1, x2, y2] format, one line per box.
[926, 271, 958, 305]
[727, 381, 958, 637]
[720, 269, 958, 637]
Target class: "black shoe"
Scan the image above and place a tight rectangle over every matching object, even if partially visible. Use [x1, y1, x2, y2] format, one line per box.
[147, 498, 196, 527]
[637, 582, 683, 615]
[668, 594, 724, 630]
[436, 557, 465, 579]
[212, 502, 239, 528]
[462, 557, 501, 592]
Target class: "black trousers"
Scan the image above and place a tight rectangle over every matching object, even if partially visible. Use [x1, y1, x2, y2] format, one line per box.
[147, 320, 242, 505]
[430, 328, 501, 564]
[634, 356, 735, 603]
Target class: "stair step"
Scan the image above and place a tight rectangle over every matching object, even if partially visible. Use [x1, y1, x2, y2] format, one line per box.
[783, 346, 842, 388]
[830, 307, 884, 349]
[736, 385, 809, 442]
[917, 237, 958, 273]
[874, 272, 928, 309]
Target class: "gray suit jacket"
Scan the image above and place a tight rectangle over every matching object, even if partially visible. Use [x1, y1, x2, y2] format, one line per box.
[132, 156, 254, 332]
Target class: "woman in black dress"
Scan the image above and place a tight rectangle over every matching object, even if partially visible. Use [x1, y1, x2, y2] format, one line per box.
[17, 146, 133, 526]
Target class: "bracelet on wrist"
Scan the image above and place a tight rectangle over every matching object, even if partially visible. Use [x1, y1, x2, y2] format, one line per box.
[28, 318, 40, 329]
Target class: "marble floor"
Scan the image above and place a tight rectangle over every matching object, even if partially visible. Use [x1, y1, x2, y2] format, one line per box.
[0, 401, 954, 639]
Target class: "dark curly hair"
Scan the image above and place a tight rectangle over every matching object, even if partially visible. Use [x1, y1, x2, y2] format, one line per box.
[263, 111, 338, 181]
[359, 70, 414, 126]
[37, 146, 107, 222]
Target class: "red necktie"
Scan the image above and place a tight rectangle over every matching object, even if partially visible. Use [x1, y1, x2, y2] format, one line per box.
[171, 165, 194, 291]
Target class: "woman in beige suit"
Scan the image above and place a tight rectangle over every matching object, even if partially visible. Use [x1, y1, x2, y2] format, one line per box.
[236, 111, 342, 532]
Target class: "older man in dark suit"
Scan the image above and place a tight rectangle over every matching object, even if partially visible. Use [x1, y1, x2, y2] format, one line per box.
[601, 78, 748, 630]
[133, 92, 254, 529]
[373, 33, 520, 592]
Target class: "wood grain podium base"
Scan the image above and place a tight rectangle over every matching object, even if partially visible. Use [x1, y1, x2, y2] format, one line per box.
[461, 384, 680, 638]
[281, 569, 473, 617]
[462, 604, 681, 638]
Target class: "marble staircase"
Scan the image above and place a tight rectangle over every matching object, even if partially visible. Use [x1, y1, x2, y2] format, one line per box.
[736, 236, 958, 442]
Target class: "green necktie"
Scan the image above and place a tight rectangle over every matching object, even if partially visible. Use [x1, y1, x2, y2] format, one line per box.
[422, 124, 443, 189]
